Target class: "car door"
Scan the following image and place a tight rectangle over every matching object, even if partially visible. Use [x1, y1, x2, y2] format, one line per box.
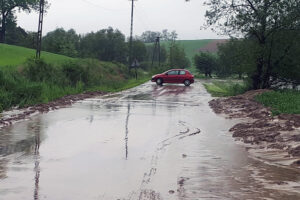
[165, 70, 179, 83]
[178, 70, 186, 83]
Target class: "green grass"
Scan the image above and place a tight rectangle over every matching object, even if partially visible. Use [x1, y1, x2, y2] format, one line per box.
[255, 90, 300, 115]
[147, 39, 218, 73]
[0, 43, 74, 68]
[204, 80, 248, 97]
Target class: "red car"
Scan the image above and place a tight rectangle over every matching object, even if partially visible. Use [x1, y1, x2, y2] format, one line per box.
[151, 69, 194, 86]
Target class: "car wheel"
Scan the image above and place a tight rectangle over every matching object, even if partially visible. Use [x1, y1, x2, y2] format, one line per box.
[184, 80, 191, 86]
[156, 78, 163, 86]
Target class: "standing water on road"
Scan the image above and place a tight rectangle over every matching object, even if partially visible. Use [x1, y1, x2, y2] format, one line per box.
[0, 81, 299, 200]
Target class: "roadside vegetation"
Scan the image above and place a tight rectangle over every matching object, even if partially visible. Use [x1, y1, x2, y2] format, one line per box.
[0, 57, 155, 113]
[203, 81, 249, 97]
[255, 90, 300, 115]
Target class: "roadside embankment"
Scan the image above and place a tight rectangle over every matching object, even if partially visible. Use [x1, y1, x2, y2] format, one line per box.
[209, 89, 300, 168]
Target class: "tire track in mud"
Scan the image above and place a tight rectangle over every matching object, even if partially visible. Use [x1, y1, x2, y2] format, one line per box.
[131, 121, 201, 200]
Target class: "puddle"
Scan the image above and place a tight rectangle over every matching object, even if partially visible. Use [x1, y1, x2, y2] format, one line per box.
[0, 81, 299, 200]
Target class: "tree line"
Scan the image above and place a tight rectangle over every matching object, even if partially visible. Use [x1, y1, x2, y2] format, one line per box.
[2, 24, 190, 71]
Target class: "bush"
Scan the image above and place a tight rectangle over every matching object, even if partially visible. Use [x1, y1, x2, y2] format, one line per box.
[62, 61, 88, 86]
[23, 59, 62, 83]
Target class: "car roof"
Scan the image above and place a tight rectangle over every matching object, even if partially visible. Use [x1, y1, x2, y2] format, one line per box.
[167, 69, 191, 73]
[168, 69, 188, 71]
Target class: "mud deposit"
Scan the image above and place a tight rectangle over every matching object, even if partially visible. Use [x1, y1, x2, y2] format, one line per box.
[209, 90, 300, 167]
[0, 91, 106, 128]
[1, 81, 300, 200]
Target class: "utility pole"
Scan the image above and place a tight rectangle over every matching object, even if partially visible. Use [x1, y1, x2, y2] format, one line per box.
[151, 37, 161, 67]
[36, 0, 45, 59]
[129, 0, 137, 71]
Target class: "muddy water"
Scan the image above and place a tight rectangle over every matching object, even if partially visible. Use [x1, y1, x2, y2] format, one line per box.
[0, 81, 299, 200]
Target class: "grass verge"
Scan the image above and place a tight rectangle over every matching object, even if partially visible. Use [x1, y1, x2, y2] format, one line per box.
[203, 80, 248, 97]
[255, 90, 300, 115]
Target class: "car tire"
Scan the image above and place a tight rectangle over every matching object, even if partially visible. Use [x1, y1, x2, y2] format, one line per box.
[184, 80, 191, 86]
[156, 78, 163, 86]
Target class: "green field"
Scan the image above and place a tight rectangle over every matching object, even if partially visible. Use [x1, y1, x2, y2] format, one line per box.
[160, 39, 213, 62]
[157, 39, 222, 73]
[0, 43, 74, 67]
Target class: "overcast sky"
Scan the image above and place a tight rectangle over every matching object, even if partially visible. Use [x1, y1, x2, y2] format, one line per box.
[17, 0, 226, 40]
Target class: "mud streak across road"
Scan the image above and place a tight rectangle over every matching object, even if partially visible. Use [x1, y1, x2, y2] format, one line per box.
[0, 81, 299, 200]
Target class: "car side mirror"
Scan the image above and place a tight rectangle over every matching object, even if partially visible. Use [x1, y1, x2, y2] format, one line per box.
[165, 73, 168, 75]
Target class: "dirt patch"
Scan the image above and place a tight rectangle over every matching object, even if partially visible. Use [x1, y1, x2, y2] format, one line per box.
[0, 91, 106, 129]
[209, 90, 300, 167]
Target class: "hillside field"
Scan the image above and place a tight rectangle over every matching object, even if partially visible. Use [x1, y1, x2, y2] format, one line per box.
[0, 43, 74, 67]
[159, 39, 228, 72]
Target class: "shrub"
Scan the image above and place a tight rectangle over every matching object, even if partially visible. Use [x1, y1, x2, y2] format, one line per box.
[23, 59, 61, 83]
[62, 61, 88, 86]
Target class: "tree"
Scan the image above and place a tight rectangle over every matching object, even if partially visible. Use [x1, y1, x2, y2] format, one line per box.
[268, 30, 300, 88]
[0, 0, 44, 43]
[217, 38, 255, 78]
[202, 0, 300, 89]
[194, 52, 217, 77]
[139, 30, 178, 42]
[131, 39, 147, 62]
[169, 43, 190, 69]
[2, 12, 36, 48]
[161, 29, 178, 41]
[79, 27, 127, 63]
[140, 31, 161, 43]
[43, 28, 80, 57]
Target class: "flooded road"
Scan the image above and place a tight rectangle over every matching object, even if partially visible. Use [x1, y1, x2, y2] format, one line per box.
[0, 81, 300, 200]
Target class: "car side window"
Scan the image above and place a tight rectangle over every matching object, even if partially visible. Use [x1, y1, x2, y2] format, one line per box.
[167, 70, 179, 75]
[179, 71, 186, 75]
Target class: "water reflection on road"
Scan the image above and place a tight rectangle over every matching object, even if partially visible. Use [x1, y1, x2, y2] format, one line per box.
[0, 81, 299, 200]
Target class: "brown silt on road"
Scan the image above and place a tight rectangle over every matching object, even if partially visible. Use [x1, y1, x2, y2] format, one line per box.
[0, 81, 299, 200]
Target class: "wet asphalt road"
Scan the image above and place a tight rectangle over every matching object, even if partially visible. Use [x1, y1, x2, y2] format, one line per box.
[0, 81, 300, 200]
